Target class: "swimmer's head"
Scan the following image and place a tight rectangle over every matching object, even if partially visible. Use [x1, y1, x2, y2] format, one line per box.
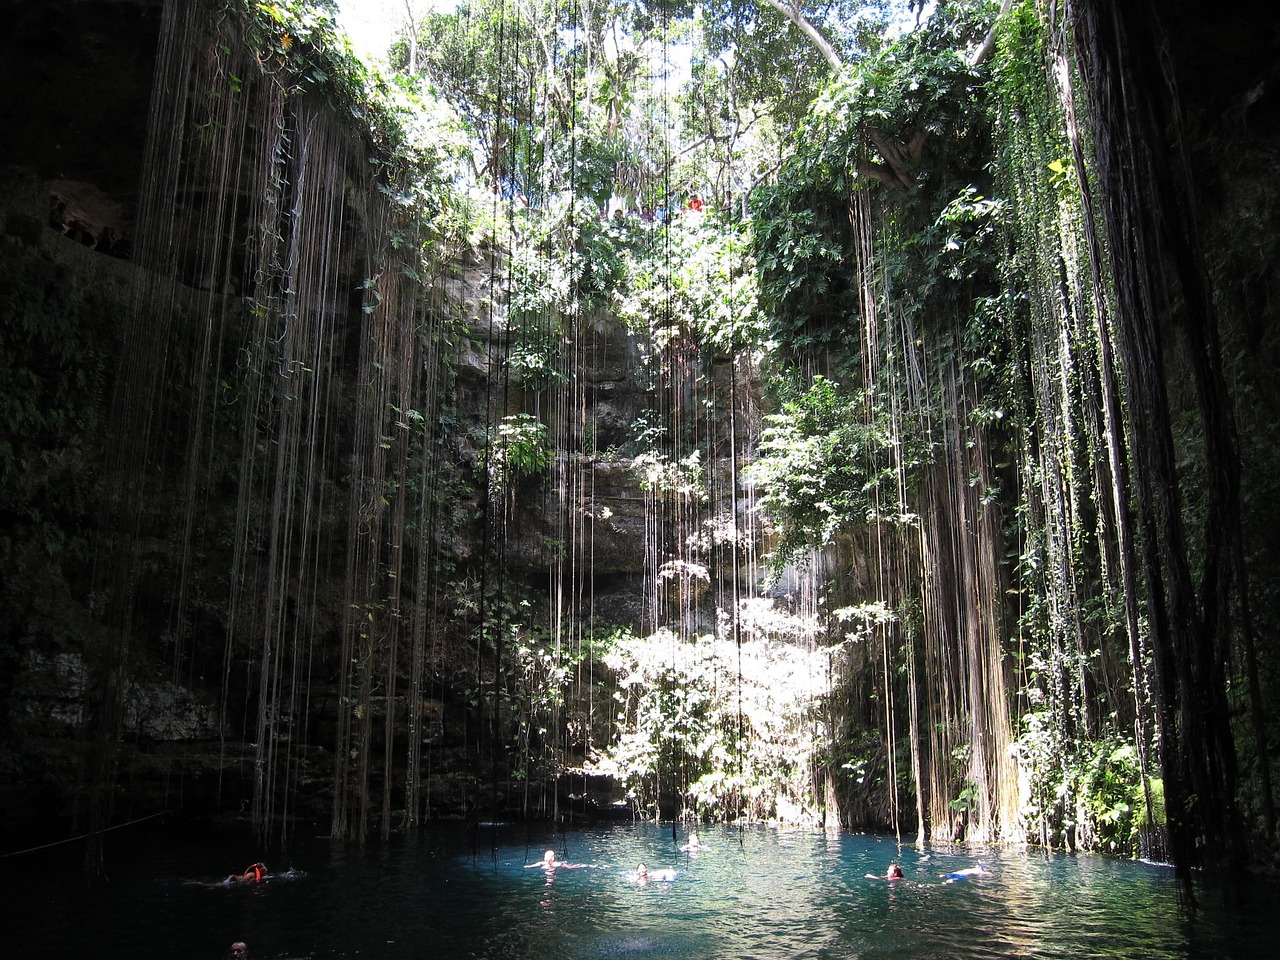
[543, 849, 556, 864]
[231, 942, 247, 959]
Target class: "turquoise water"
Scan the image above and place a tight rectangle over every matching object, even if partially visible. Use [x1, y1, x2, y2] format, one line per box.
[11, 821, 1279, 959]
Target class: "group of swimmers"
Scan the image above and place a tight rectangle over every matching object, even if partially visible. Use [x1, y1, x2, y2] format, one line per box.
[222, 842, 983, 956]
[527, 846, 678, 882]
[527, 833, 986, 887]
[526, 830, 710, 883]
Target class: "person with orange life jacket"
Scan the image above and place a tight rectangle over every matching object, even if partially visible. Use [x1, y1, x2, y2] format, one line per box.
[229, 862, 267, 883]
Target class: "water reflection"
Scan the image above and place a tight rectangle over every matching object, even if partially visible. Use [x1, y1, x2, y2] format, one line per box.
[10, 822, 1279, 959]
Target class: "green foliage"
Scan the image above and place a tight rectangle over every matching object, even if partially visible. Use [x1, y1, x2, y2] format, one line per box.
[236, 0, 471, 245]
[488, 413, 551, 489]
[599, 600, 831, 822]
[602, 628, 721, 817]
[1014, 701, 1148, 855]
[507, 610, 575, 781]
[663, 1, 909, 132]
[752, 2, 998, 357]
[396, 0, 662, 209]
[499, 191, 633, 328]
[570, 201, 630, 303]
[506, 336, 568, 390]
[806, 5, 989, 154]
[751, 192, 854, 354]
[747, 376, 915, 571]
[619, 212, 765, 354]
[982, 2, 1171, 858]
[396, 0, 540, 179]
[950, 781, 980, 814]
[630, 447, 706, 499]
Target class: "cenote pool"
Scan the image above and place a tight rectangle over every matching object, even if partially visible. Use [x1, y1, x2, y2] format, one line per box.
[11, 821, 1280, 959]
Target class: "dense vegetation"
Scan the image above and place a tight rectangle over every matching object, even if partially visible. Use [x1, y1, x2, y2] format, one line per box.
[4, 0, 1274, 890]
[372, 0, 1277, 879]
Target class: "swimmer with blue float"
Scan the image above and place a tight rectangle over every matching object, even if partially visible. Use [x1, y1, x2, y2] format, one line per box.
[943, 862, 988, 881]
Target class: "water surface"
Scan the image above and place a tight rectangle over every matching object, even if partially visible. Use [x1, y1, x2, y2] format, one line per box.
[11, 821, 1278, 959]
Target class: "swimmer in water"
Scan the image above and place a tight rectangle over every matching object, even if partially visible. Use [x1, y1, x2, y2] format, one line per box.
[680, 831, 706, 852]
[525, 849, 587, 870]
[527, 849, 562, 869]
[865, 862, 904, 881]
[943, 862, 988, 880]
[632, 861, 677, 883]
[229, 943, 248, 960]
[229, 862, 267, 884]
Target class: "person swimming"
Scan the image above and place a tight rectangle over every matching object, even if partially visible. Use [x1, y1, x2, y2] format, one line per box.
[632, 861, 677, 883]
[229, 863, 267, 884]
[527, 849, 561, 869]
[943, 862, 988, 880]
[525, 849, 588, 870]
[679, 831, 706, 852]
[865, 862, 904, 881]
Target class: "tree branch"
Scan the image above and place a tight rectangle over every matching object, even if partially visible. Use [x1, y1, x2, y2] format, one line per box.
[970, 0, 1014, 68]
[865, 127, 924, 188]
[757, 0, 843, 71]
[856, 162, 904, 189]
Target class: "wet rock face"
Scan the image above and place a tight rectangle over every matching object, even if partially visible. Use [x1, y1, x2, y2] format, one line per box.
[0, 162, 657, 842]
[0, 0, 651, 837]
[0, 0, 160, 195]
[0, 1, 774, 842]
[47, 179, 133, 256]
[15, 650, 220, 741]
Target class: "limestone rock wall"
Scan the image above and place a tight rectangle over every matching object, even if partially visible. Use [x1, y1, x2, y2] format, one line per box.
[0, 0, 673, 844]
